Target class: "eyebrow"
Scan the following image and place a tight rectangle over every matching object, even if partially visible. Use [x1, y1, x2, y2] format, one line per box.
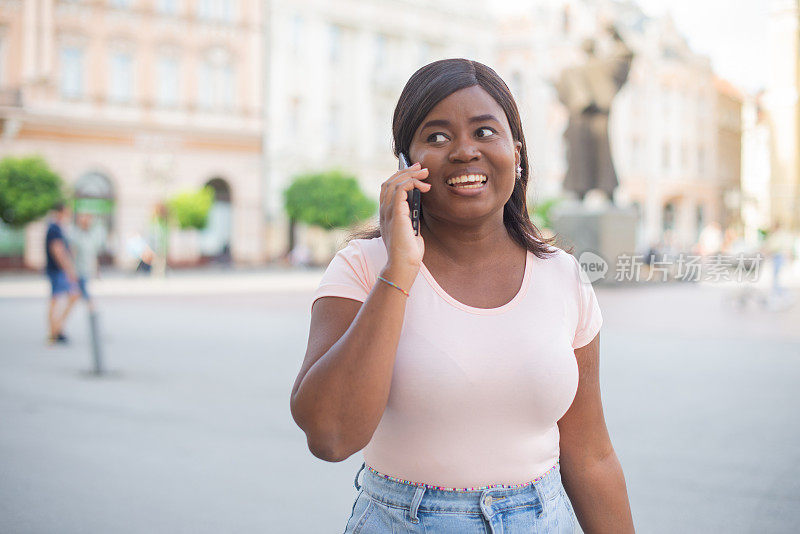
[419, 114, 501, 131]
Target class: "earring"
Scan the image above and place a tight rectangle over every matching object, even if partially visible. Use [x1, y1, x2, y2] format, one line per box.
[516, 165, 522, 179]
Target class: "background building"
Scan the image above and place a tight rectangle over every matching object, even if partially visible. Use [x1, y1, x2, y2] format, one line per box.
[741, 93, 773, 246]
[762, 0, 800, 232]
[2, 0, 781, 268]
[0, 0, 265, 269]
[715, 77, 743, 235]
[261, 0, 495, 262]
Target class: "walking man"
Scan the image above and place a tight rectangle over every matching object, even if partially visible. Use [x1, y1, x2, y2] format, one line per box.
[45, 202, 80, 344]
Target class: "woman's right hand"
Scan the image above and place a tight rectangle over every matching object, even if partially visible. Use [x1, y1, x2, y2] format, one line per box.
[379, 161, 431, 272]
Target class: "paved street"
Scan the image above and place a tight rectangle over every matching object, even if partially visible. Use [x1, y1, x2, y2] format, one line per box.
[1, 272, 799, 533]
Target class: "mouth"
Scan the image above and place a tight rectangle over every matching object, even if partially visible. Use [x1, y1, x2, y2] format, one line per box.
[445, 174, 488, 189]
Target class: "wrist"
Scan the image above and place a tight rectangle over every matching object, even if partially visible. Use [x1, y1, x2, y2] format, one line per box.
[380, 263, 418, 293]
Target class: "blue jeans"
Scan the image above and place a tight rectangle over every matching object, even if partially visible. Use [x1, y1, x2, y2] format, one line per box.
[343, 461, 576, 533]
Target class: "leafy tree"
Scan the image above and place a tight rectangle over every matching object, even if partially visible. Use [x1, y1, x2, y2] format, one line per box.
[0, 155, 64, 227]
[283, 170, 375, 230]
[167, 186, 214, 230]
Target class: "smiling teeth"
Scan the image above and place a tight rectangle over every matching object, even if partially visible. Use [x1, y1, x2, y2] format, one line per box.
[447, 174, 487, 186]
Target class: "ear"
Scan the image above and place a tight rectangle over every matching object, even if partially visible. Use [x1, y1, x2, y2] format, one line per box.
[514, 141, 522, 167]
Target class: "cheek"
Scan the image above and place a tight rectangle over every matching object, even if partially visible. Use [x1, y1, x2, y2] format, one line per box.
[411, 148, 436, 168]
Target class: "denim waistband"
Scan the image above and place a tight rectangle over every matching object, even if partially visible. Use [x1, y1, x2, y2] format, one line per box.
[354, 461, 562, 514]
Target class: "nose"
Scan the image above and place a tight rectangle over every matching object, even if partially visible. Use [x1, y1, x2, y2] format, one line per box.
[448, 137, 481, 163]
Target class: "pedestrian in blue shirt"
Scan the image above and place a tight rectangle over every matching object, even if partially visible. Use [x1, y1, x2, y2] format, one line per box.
[45, 202, 80, 344]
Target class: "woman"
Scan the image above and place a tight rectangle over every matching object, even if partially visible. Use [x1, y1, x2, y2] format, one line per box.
[290, 59, 634, 533]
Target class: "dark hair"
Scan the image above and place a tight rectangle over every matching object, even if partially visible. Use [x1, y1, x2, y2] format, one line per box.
[52, 201, 66, 212]
[347, 58, 558, 258]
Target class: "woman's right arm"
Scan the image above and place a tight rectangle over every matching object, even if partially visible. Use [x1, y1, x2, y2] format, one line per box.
[289, 162, 430, 462]
[290, 262, 417, 462]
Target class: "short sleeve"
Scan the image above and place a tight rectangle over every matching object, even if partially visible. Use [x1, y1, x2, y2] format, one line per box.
[46, 224, 62, 242]
[570, 255, 603, 349]
[311, 240, 372, 309]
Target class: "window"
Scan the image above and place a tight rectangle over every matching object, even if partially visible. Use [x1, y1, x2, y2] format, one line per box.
[681, 144, 688, 170]
[156, 56, 179, 107]
[328, 104, 340, 148]
[696, 205, 705, 239]
[663, 203, 675, 231]
[329, 24, 341, 63]
[697, 147, 706, 175]
[197, 0, 213, 19]
[289, 97, 301, 137]
[60, 46, 84, 98]
[198, 0, 235, 22]
[0, 34, 4, 87]
[374, 34, 386, 70]
[110, 0, 133, 8]
[198, 47, 234, 110]
[157, 0, 178, 15]
[291, 15, 303, 56]
[109, 51, 133, 103]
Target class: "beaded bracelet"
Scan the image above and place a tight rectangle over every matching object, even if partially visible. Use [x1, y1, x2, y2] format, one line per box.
[377, 275, 409, 297]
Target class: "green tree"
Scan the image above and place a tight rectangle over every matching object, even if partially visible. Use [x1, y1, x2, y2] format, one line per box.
[0, 155, 65, 227]
[167, 186, 215, 230]
[283, 170, 375, 230]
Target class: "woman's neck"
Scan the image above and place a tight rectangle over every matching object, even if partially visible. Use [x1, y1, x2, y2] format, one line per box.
[420, 215, 518, 268]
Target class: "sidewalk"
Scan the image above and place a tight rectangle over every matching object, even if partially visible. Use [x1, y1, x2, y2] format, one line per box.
[0, 267, 327, 298]
[3, 258, 798, 299]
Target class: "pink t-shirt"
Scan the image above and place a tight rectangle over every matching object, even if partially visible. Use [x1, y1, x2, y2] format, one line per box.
[311, 236, 602, 488]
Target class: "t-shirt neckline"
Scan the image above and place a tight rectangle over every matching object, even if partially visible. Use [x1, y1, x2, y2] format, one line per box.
[419, 250, 533, 315]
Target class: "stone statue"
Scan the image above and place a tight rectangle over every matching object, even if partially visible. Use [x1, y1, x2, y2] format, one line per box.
[555, 25, 634, 202]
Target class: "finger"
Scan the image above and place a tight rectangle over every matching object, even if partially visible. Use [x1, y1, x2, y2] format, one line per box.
[392, 178, 432, 201]
[382, 168, 426, 200]
[388, 168, 429, 189]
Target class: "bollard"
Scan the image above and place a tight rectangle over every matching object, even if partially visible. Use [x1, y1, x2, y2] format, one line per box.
[89, 310, 103, 375]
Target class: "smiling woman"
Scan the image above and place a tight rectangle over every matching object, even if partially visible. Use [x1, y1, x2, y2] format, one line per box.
[290, 59, 635, 534]
[350, 59, 556, 260]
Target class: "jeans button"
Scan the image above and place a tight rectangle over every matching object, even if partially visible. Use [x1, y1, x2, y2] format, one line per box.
[484, 495, 493, 506]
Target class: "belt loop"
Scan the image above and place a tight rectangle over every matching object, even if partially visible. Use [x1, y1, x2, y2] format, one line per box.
[532, 478, 546, 518]
[409, 486, 425, 523]
[354, 462, 366, 491]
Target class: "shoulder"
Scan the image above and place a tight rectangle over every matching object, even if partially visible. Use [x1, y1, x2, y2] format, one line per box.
[536, 246, 580, 275]
[46, 223, 63, 239]
[336, 236, 387, 266]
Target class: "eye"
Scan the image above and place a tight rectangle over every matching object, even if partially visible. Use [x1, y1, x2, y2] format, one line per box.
[427, 132, 448, 143]
[476, 127, 496, 138]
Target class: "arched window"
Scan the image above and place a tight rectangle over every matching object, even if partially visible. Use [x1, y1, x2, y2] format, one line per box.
[663, 202, 676, 232]
[199, 177, 232, 260]
[73, 172, 115, 262]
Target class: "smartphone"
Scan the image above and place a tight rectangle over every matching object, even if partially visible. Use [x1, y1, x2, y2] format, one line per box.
[399, 152, 421, 236]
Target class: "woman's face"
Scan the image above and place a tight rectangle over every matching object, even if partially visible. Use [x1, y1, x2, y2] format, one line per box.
[408, 85, 522, 226]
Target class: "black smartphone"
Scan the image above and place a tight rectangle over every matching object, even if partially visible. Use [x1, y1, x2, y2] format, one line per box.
[399, 152, 421, 236]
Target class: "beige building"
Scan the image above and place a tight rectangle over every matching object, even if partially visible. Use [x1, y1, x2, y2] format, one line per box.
[714, 77, 743, 233]
[763, 0, 800, 231]
[0, 0, 265, 269]
[495, 1, 731, 253]
[741, 93, 773, 245]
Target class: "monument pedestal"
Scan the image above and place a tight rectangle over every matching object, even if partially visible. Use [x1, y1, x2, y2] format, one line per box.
[550, 202, 638, 284]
